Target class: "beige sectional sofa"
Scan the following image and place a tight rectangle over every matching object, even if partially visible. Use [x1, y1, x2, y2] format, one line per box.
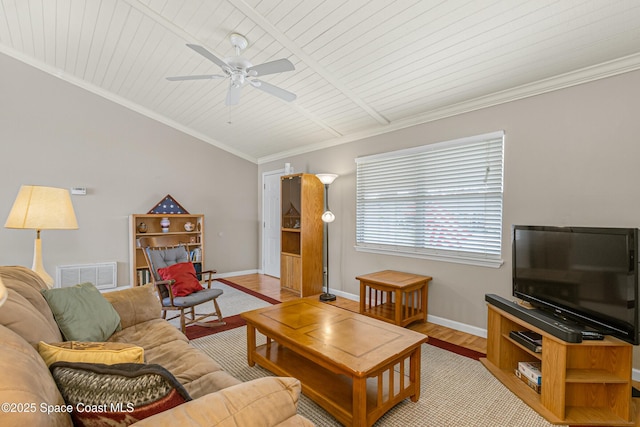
[0, 266, 313, 426]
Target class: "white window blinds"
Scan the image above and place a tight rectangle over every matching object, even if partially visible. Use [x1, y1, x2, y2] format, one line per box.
[355, 131, 504, 267]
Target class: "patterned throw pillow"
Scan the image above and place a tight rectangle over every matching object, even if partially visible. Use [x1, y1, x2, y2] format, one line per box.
[38, 341, 144, 367]
[50, 362, 191, 427]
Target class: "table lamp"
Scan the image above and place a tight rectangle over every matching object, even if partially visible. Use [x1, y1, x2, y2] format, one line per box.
[316, 173, 338, 302]
[5, 185, 78, 288]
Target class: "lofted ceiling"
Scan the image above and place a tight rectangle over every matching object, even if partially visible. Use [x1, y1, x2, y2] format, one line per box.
[1, 1, 639, 163]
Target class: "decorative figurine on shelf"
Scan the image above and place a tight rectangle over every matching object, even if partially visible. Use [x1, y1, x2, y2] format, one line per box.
[184, 221, 195, 232]
[160, 217, 170, 233]
[137, 222, 147, 233]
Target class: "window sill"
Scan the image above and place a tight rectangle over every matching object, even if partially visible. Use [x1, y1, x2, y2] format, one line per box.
[354, 246, 504, 268]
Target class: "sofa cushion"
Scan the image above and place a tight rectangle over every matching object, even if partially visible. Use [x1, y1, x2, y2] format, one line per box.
[38, 341, 144, 367]
[102, 284, 160, 330]
[0, 325, 72, 427]
[0, 266, 63, 346]
[132, 377, 310, 427]
[157, 262, 203, 297]
[41, 282, 121, 342]
[50, 361, 191, 427]
[107, 319, 241, 398]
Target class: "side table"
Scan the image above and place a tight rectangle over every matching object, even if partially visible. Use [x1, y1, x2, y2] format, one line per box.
[357, 270, 432, 327]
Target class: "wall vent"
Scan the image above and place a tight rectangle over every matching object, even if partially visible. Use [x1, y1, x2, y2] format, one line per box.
[56, 262, 117, 290]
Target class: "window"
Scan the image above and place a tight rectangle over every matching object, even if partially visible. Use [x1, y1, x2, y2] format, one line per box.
[355, 131, 504, 267]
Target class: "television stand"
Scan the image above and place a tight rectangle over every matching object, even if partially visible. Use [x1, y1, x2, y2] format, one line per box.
[484, 294, 582, 342]
[481, 301, 634, 426]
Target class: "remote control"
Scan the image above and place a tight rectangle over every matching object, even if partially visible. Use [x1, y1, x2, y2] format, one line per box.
[581, 331, 605, 340]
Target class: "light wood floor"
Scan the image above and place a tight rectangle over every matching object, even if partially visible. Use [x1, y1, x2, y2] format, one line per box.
[226, 273, 488, 354]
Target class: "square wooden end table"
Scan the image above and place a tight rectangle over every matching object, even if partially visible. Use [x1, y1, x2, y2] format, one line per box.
[241, 299, 427, 427]
[357, 270, 432, 327]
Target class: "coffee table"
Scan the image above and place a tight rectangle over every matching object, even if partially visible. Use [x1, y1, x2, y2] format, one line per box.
[241, 299, 427, 427]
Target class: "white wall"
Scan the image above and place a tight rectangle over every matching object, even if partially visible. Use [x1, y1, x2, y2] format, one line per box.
[0, 52, 259, 286]
[259, 69, 640, 335]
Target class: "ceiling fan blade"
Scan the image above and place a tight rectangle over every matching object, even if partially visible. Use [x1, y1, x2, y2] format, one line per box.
[226, 84, 242, 106]
[252, 80, 297, 102]
[186, 44, 228, 69]
[166, 74, 225, 81]
[247, 58, 295, 77]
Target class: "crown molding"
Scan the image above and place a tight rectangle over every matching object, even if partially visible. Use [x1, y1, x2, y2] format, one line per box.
[257, 52, 640, 164]
[0, 45, 258, 164]
[2, 38, 638, 167]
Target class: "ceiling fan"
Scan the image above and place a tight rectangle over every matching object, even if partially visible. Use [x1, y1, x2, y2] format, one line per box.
[167, 33, 296, 106]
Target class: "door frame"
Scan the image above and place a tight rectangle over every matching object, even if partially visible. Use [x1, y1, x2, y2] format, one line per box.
[261, 168, 285, 276]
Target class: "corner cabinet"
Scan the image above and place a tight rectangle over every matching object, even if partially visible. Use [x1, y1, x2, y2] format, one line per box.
[481, 304, 634, 426]
[280, 174, 324, 296]
[129, 214, 204, 286]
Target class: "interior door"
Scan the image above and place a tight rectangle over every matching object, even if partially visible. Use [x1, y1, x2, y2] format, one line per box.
[262, 170, 284, 277]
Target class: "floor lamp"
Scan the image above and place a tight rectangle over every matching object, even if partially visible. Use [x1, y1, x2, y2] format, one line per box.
[316, 173, 338, 302]
[5, 185, 78, 288]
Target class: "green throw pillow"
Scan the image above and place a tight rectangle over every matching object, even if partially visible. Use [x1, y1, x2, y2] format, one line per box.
[42, 282, 121, 341]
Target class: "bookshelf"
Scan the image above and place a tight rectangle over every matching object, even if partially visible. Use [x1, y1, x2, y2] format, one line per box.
[481, 303, 634, 426]
[280, 173, 324, 296]
[129, 213, 204, 286]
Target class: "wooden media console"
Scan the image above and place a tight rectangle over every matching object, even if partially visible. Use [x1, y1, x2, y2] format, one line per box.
[481, 303, 634, 426]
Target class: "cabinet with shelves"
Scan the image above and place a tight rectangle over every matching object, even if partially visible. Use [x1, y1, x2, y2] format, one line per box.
[481, 304, 634, 426]
[129, 214, 204, 286]
[280, 174, 323, 296]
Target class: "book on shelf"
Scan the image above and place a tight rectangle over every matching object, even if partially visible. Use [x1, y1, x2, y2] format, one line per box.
[514, 368, 541, 393]
[509, 330, 542, 353]
[137, 268, 151, 286]
[518, 361, 542, 385]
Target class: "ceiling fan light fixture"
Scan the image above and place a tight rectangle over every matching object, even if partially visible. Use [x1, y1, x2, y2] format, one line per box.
[167, 33, 296, 105]
[231, 73, 245, 87]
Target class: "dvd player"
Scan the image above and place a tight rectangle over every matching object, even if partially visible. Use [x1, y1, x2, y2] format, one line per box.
[485, 294, 582, 343]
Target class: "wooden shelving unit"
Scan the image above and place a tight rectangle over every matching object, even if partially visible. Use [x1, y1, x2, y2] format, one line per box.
[280, 173, 324, 296]
[481, 303, 634, 426]
[129, 213, 204, 286]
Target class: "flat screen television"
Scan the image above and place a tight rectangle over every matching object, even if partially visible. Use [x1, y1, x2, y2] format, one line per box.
[512, 225, 639, 345]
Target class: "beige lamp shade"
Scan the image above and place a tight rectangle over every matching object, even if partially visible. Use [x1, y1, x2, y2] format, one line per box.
[5, 185, 78, 230]
[0, 277, 7, 307]
[5, 185, 78, 287]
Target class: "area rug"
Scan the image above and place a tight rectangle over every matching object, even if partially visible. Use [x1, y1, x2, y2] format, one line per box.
[191, 327, 564, 427]
[186, 280, 486, 361]
[183, 279, 277, 340]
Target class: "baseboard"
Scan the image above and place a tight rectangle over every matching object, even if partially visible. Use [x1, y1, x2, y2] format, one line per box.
[427, 314, 488, 339]
[333, 290, 488, 338]
[214, 269, 259, 279]
[330, 289, 360, 301]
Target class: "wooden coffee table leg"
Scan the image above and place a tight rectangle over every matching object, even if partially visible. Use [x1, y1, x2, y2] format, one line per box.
[246, 323, 256, 367]
[352, 377, 368, 427]
[410, 346, 421, 402]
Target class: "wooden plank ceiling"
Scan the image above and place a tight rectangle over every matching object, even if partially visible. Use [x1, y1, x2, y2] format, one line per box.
[0, 0, 639, 163]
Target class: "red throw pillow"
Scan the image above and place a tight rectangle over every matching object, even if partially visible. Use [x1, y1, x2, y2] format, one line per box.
[157, 262, 203, 297]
